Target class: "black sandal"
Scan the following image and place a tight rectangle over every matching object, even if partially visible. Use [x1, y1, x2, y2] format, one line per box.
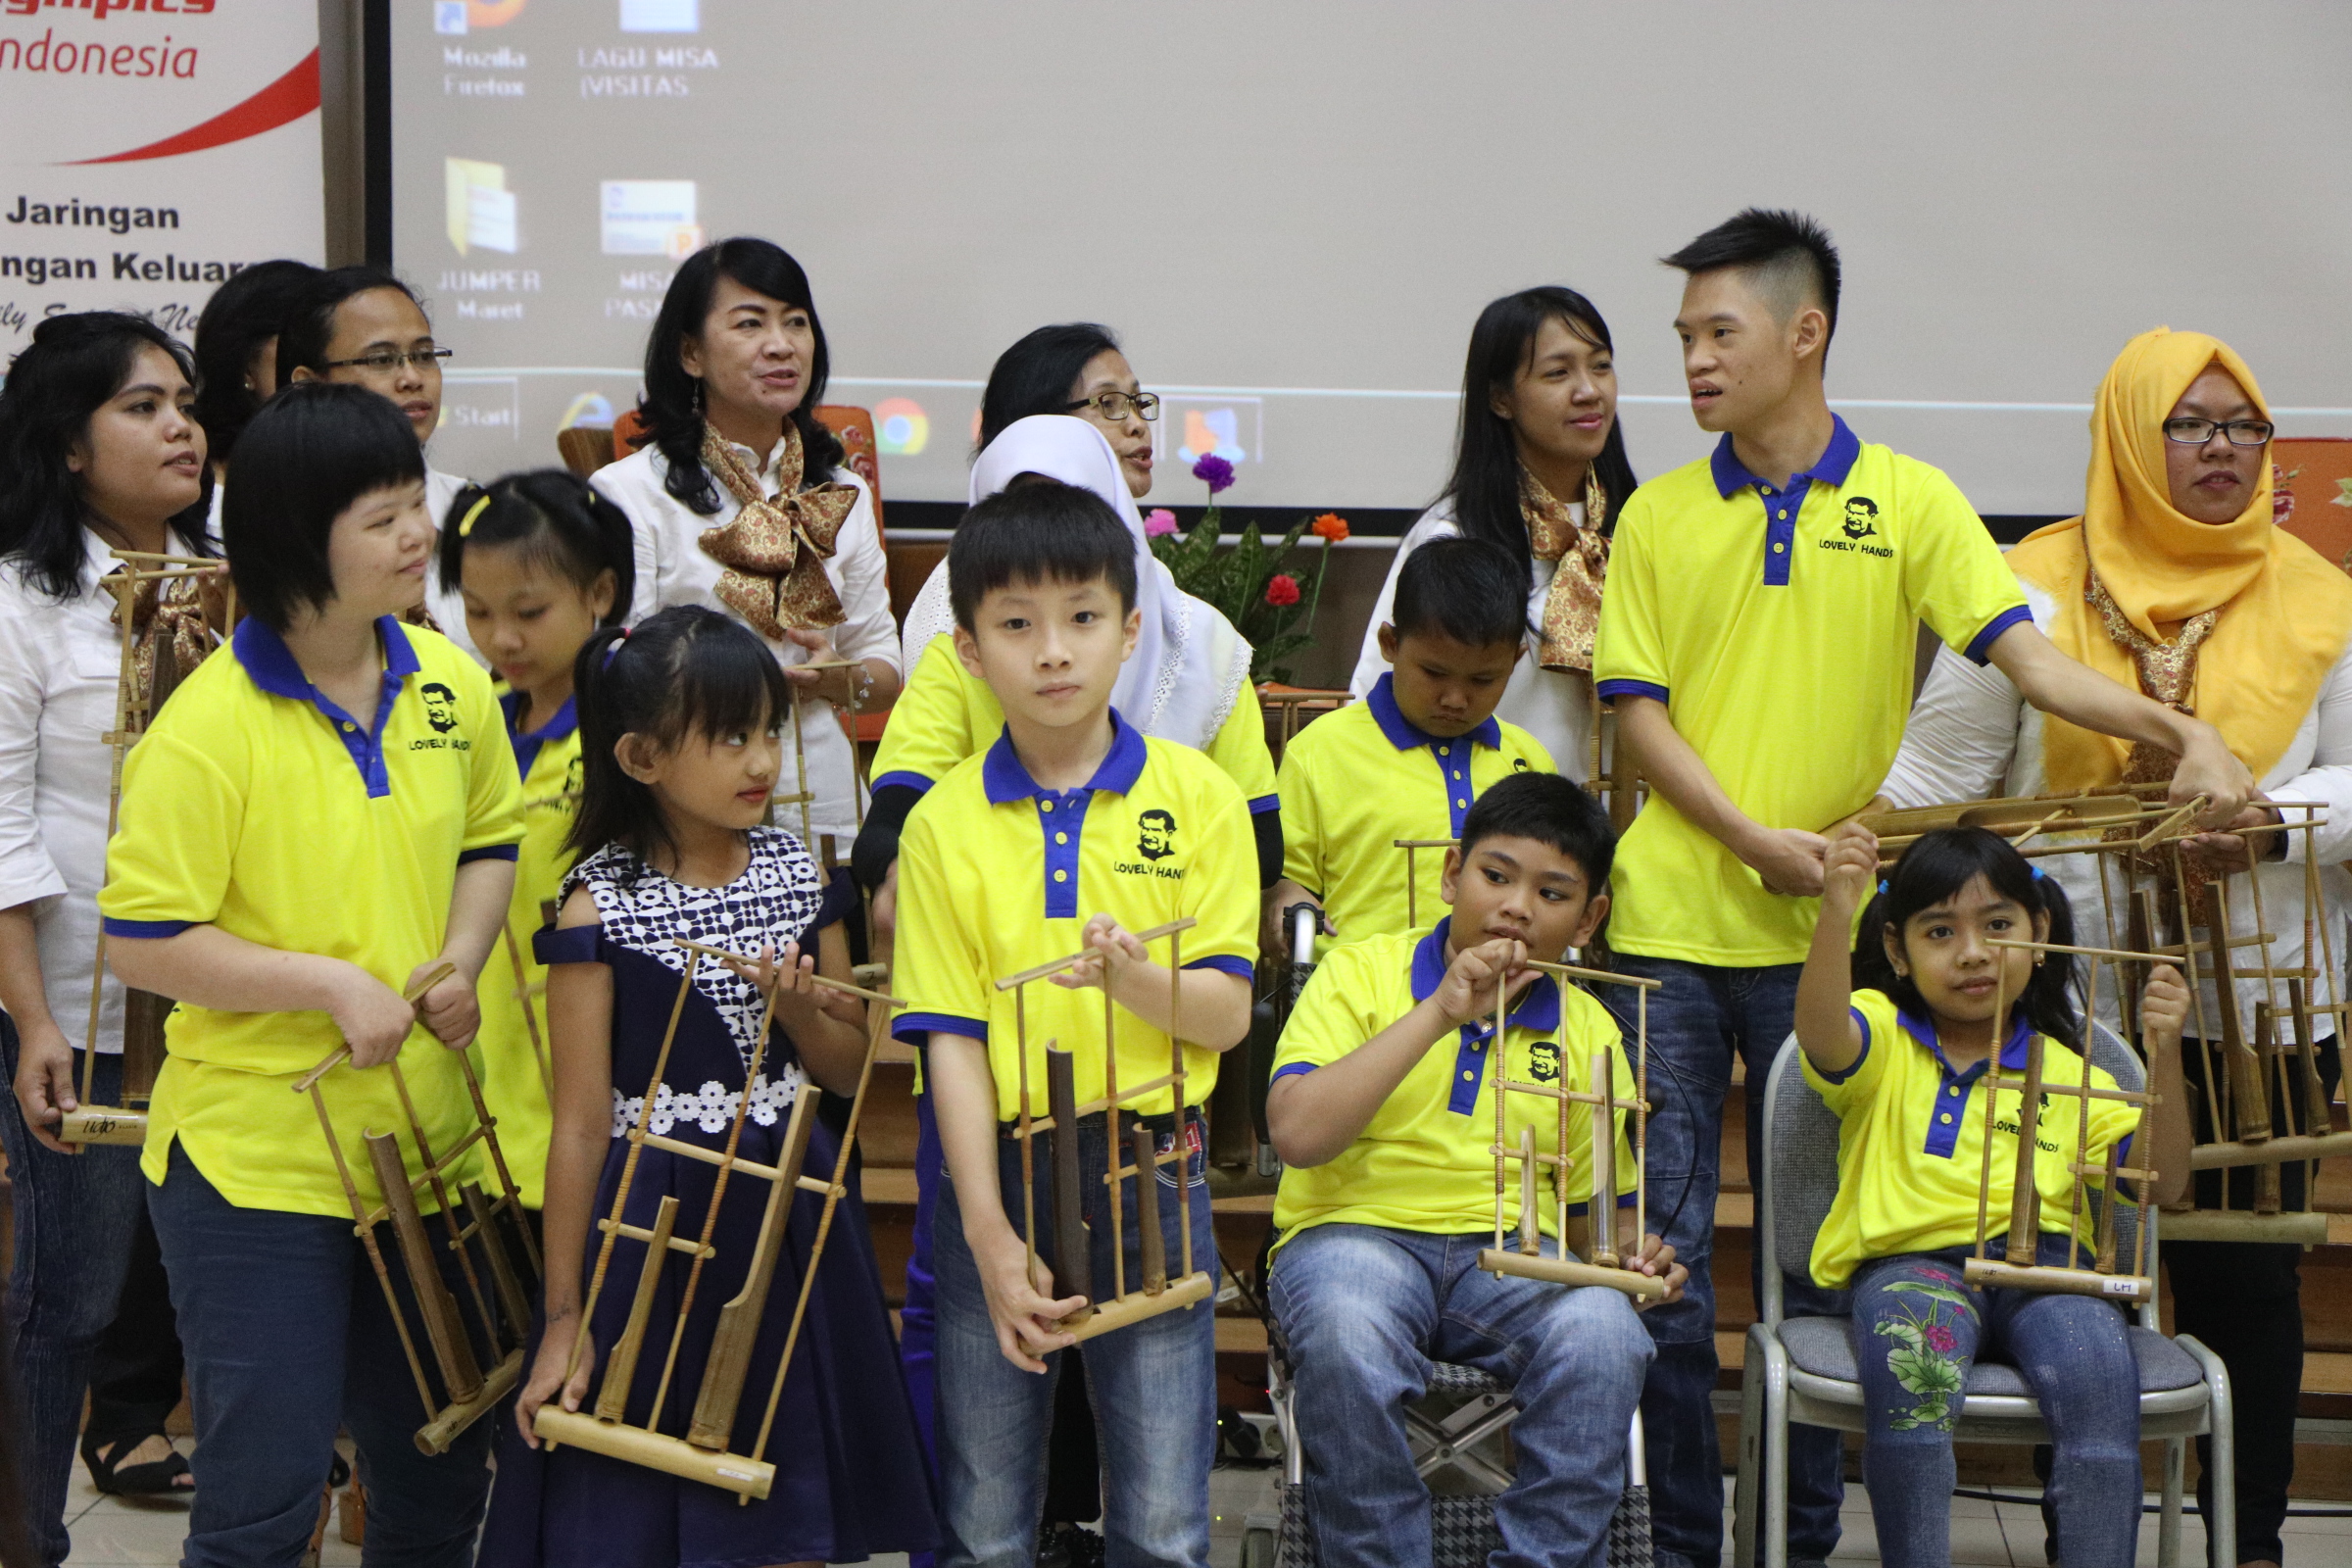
[81, 1430, 193, 1495]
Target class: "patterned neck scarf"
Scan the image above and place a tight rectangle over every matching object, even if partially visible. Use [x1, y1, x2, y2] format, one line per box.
[2087, 566, 2221, 906]
[695, 421, 856, 638]
[1522, 466, 1611, 673]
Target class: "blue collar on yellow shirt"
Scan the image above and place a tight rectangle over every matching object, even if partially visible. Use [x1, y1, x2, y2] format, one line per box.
[501, 690, 578, 780]
[1895, 1006, 2033, 1159]
[1368, 673, 1501, 838]
[982, 710, 1148, 919]
[1709, 413, 1862, 588]
[1413, 917, 1562, 1114]
[233, 614, 418, 799]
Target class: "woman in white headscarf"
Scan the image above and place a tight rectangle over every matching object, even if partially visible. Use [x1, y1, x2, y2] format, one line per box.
[857, 414, 1276, 893]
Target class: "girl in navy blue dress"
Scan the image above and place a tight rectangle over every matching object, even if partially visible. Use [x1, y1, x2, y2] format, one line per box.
[480, 605, 936, 1567]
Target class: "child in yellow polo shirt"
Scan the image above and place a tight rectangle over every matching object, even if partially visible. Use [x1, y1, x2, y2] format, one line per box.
[892, 480, 1257, 1568]
[437, 468, 636, 1209]
[1266, 771, 1681, 1568]
[99, 383, 523, 1562]
[1273, 537, 1553, 949]
[1794, 822, 2192, 1568]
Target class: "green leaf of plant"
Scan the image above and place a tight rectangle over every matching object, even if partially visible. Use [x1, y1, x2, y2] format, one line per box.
[1884, 1282, 1972, 1308]
[1874, 1319, 1925, 1350]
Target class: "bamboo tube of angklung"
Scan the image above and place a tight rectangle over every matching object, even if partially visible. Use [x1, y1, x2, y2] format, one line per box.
[2203, 884, 2272, 1145]
[688, 1090, 822, 1449]
[1133, 1121, 1166, 1295]
[1590, 1049, 1617, 1268]
[1047, 1047, 1092, 1319]
[599, 1196, 680, 1421]
[366, 1130, 483, 1400]
[2004, 1020, 2045, 1267]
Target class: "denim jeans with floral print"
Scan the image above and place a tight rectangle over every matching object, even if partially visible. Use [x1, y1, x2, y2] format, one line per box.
[1848, 1236, 2139, 1568]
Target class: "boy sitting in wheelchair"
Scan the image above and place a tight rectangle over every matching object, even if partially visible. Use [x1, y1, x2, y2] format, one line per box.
[1265, 772, 1684, 1568]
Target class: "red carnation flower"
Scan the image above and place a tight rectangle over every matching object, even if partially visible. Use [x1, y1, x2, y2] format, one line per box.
[1264, 573, 1301, 608]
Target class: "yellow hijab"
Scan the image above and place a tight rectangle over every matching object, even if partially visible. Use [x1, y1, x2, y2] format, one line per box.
[2006, 327, 2352, 790]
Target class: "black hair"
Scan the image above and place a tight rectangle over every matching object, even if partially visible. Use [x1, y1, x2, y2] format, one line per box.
[1662, 208, 1842, 357]
[1854, 827, 2081, 1051]
[1458, 771, 1616, 891]
[631, 236, 844, 515]
[947, 480, 1139, 632]
[1440, 286, 1640, 608]
[435, 467, 636, 622]
[977, 322, 1121, 453]
[1391, 536, 1528, 651]
[274, 264, 429, 386]
[190, 259, 321, 463]
[568, 605, 793, 868]
[0, 311, 216, 603]
[222, 382, 425, 631]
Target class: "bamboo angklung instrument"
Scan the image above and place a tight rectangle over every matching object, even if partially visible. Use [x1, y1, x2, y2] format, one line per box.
[1472, 956, 1669, 1300]
[532, 939, 906, 1502]
[63, 552, 224, 1147]
[291, 960, 545, 1452]
[1392, 838, 1459, 933]
[997, 919, 1216, 1346]
[1961, 938, 2160, 1302]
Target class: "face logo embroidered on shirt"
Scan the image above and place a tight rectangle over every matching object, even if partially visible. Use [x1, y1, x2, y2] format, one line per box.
[420, 682, 461, 733]
[1512, 757, 1532, 773]
[1137, 808, 1177, 861]
[1841, 497, 1880, 539]
[1528, 1041, 1561, 1083]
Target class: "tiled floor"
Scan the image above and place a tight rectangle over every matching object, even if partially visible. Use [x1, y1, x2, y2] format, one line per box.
[51, 1456, 2352, 1566]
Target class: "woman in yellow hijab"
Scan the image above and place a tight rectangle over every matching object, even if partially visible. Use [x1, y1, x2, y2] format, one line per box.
[1884, 327, 2352, 1568]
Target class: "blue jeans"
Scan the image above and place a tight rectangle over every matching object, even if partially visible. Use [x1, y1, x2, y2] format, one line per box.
[149, 1142, 494, 1568]
[0, 1027, 148, 1568]
[1602, 954, 1844, 1568]
[902, 1090, 945, 1568]
[1269, 1223, 1653, 1568]
[1850, 1239, 2139, 1568]
[933, 1108, 1215, 1568]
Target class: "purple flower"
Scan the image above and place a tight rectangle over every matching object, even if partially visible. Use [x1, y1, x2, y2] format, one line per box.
[1923, 1324, 1958, 1353]
[1193, 454, 1236, 494]
[1144, 508, 1179, 538]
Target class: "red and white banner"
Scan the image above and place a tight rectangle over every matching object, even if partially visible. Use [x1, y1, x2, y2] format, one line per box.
[0, 0, 322, 356]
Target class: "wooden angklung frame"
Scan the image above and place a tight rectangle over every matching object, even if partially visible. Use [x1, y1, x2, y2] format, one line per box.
[531, 939, 904, 1501]
[1474, 958, 1671, 1301]
[999, 917, 1217, 1346]
[291, 962, 546, 1453]
[65, 551, 224, 1148]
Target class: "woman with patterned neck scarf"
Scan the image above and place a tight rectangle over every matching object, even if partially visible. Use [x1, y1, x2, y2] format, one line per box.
[594, 237, 902, 860]
[1348, 286, 1641, 781]
[1885, 327, 2352, 1568]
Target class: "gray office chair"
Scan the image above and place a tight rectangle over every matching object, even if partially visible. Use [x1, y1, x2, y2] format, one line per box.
[1731, 1028, 2233, 1568]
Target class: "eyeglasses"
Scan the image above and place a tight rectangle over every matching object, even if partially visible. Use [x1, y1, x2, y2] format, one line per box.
[1065, 390, 1159, 423]
[2162, 416, 2273, 447]
[320, 347, 455, 374]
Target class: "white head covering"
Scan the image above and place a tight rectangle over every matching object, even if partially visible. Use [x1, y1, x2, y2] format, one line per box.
[898, 415, 1252, 749]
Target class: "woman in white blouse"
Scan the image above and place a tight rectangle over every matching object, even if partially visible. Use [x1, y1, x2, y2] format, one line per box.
[0, 313, 217, 1556]
[1883, 328, 2352, 1568]
[1349, 287, 1640, 780]
[593, 238, 899, 856]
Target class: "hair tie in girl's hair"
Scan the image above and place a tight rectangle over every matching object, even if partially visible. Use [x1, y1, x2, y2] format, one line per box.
[1878, 878, 1889, 896]
[456, 494, 493, 537]
[2031, 864, 2050, 883]
[602, 626, 630, 668]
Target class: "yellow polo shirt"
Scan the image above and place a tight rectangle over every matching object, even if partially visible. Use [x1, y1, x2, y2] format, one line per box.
[874, 633, 1279, 825]
[466, 688, 580, 1208]
[1271, 921, 1637, 1250]
[1278, 675, 1553, 946]
[100, 617, 524, 1218]
[1802, 988, 2139, 1289]
[1592, 417, 2030, 965]
[892, 712, 1257, 1119]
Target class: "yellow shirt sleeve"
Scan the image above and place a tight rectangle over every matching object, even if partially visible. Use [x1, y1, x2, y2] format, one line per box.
[1898, 464, 2032, 661]
[1271, 942, 1373, 1076]
[101, 727, 245, 931]
[1274, 725, 1325, 895]
[1205, 690, 1277, 808]
[890, 794, 990, 1044]
[456, 664, 525, 856]
[1801, 994, 1893, 1114]
[871, 635, 982, 791]
[1591, 491, 1668, 697]
[1181, 764, 1263, 971]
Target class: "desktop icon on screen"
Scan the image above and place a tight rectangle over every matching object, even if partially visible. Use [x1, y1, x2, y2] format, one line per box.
[1177, 407, 1248, 466]
[446, 159, 518, 256]
[874, 397, 930, 456]
[467, 0, 529, 25]
[602, 180, 700, 258]
[560, 393, 617, 430]
[434, 1, 468, 33]
[620, 0, 698, 30]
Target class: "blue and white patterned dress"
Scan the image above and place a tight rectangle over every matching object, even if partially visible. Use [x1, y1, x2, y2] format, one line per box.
[479, 828, 937, 1567]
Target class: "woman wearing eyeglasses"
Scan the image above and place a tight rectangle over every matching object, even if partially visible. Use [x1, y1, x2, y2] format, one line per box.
[277, 266, 478, 651]
[1884, 328, 2352, 1568]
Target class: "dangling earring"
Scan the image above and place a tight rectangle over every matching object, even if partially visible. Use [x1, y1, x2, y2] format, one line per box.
[691, 376, 706, 418]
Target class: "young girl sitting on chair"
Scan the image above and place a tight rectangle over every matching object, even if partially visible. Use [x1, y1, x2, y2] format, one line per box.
[1795, 823, 2191, 1568]
[480, 605, 935, 1567]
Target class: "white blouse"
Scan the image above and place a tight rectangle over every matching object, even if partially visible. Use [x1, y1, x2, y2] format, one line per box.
[0, 530, 195, 1054]
[419, 466, 479, 664]
[1348, 498, 1594, 781]
[1882, 577, 2352, 1034]
[593, 435, 898, 849]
